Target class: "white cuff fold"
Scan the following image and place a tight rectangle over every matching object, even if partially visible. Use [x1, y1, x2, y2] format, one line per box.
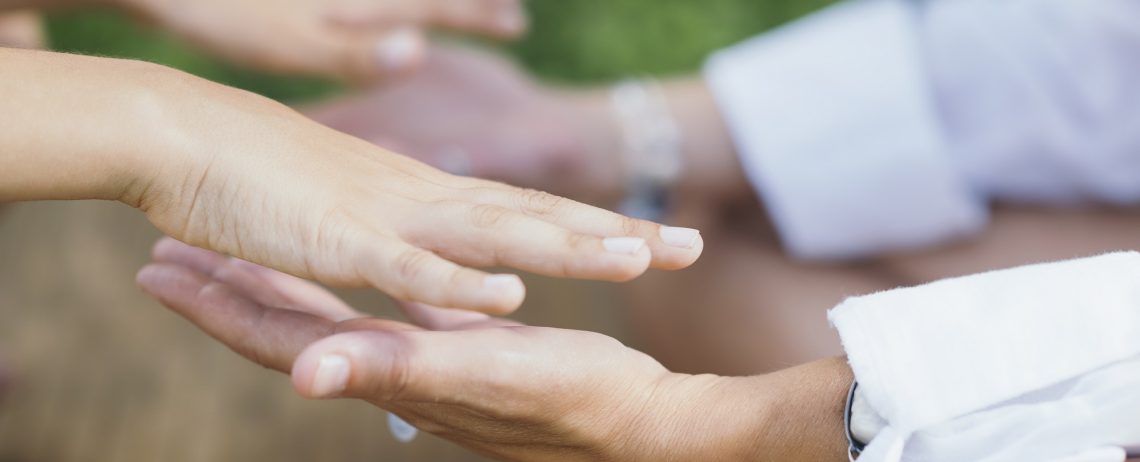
[830, 253, 1140, 461]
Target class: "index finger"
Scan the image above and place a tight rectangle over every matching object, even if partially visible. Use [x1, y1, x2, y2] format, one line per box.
[329, 0, 527, 39]
[137, 264, 334, 373]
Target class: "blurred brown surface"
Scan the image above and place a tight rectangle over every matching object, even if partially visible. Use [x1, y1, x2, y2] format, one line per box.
[0, 200, 626, 462]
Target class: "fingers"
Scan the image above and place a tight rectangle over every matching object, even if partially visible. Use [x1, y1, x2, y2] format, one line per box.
[413, 201, 652, 282]
[284, 27, 427, 82]
[152, 238, 360, 321]
[464, 184, 704, 271]
[329, 0, 527, 39]
[291, 329, 520, 403]
[152, 237, 228, 275]
[356, 239, 526, 315]
[137, 264, 335, 372]
[397, 301, 523, 331]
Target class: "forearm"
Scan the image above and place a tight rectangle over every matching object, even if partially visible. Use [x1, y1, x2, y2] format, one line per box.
[0, 48, 176, 204]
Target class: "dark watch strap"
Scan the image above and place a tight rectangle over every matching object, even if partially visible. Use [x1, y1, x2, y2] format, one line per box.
[845, 380, 866, 461]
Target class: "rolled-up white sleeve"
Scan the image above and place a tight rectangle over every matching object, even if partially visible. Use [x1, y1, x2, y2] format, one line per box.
[705, 0, 1140, 260]
[828, 253, 1140, 461]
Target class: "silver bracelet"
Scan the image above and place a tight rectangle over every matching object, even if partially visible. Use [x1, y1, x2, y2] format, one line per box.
[610, 79, 683, 221]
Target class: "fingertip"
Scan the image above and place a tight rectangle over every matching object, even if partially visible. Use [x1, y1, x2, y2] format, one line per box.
[651, 227, 705, 271]
[135, 264, 165, 290]
[480, 0, 528, 38]
[492, 8, 528, 38]
[151, 236, 183, 259]
[478, 274, 526, 315]
[374, 27, 426, 76]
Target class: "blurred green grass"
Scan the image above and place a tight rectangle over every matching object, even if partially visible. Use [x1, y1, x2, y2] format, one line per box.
[44, 0, 832, 103]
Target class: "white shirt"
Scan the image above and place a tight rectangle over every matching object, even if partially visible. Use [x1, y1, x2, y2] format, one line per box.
[705, 0, 1140, 260]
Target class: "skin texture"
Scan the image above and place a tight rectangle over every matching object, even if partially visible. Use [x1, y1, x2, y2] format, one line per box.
[0, 0, 525, 80]
[136, 237, 851, 462]
[0, 48, 704, 315]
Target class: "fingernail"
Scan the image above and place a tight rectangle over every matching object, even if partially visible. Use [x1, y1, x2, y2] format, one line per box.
[376, 28, 420, 72]
[311, 354, 351, 398]
[484, 274, 525, 300]
[659, 227, 701, 249]
[603, 237, 646, 255]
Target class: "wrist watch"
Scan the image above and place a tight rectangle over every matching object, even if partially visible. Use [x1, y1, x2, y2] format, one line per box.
[845, 380, 887, 460]
[845, 381, 867, 460]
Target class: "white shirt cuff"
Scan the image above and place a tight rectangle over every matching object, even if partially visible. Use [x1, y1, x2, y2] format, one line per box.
[704, 0, 987, 260]
[829, 253, 1140, 461]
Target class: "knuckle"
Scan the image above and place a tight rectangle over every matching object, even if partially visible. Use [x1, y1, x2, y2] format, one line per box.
[380, 341, 413, 401]
[391, 248, 434, 284]
[621, 216, 647, 237]
[563, 232, 593, 252]
[468, 204, 513, 229]
[518, 188, 565, 217]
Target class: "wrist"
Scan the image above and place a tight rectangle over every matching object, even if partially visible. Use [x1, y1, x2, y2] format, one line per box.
[100, 60, 206, 210]
[616, 373, 780, 461]
[626, 359, 851, 462]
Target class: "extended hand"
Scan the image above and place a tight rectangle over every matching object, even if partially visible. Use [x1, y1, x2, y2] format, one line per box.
[137, 240, 850, 461]
[2, 50, 702, 315]
[130, 64, 702, 314]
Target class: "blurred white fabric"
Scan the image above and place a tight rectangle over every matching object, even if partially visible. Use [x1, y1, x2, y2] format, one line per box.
[829, 253, 1140, 462]
[705, 0, 1140, 260]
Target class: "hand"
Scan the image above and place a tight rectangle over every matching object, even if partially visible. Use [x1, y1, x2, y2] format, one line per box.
[137, 72, 703, 314]
[306, 45, 627, 201]
[307, 45, 751, 203]
[118, 0, 527, 80]
[137, 240, 850, 461]
[1, 50, 703, 315]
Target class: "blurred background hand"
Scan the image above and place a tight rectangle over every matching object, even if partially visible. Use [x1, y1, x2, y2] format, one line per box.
[136, 239, 851, 462]
[119, 0, 527, 81]
[307, 44, 750, 207]
[306, 45, 627, 203]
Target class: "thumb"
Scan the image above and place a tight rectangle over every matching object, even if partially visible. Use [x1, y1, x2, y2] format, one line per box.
[291, 329, 518, 403]
[291, 27, 426, 82]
